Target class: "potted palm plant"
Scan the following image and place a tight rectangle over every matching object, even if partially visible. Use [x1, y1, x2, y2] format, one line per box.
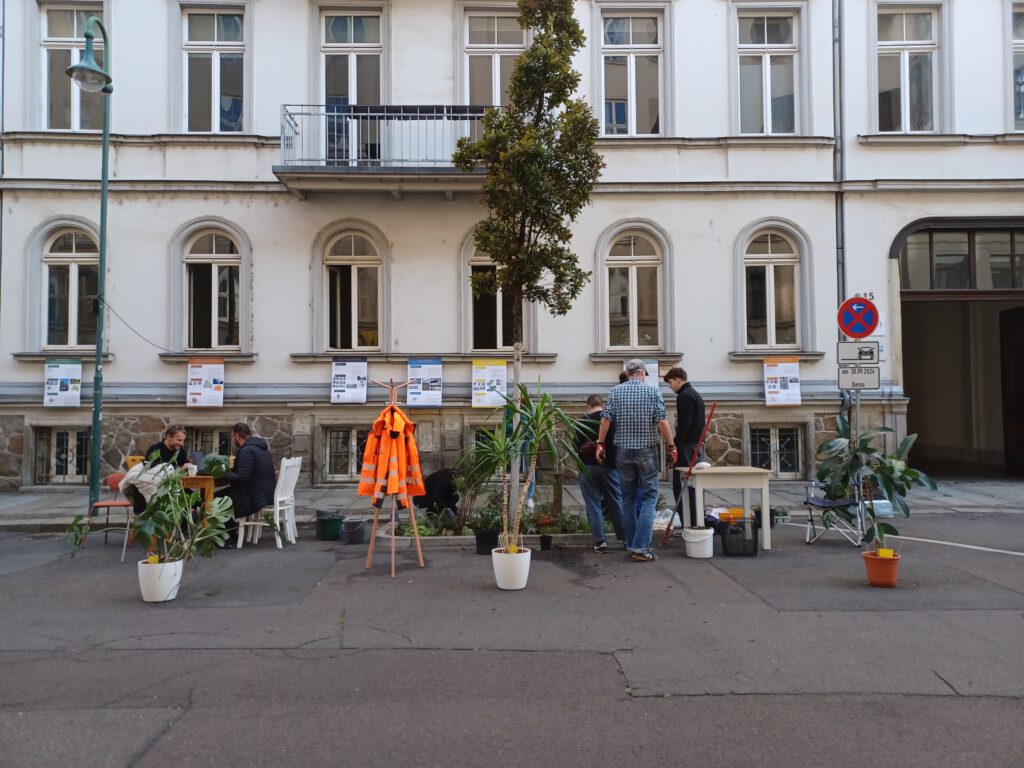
[460, 383, 582, 589]
[815, 415, 936, 587]
[67, 455, 234, 602]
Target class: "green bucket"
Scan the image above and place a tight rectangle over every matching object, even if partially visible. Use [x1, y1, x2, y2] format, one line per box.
[316, 510, 344, 541]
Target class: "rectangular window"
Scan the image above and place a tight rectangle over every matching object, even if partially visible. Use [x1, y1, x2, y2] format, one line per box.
[35, 427, 90, 484]
[44, 230, 98, 348]
[324, 427, 370, 481]
[190, 427, 235, 459]
[744, 232, 799, 348]
[737, 13, 797, 134]
[184, 10, 245, 132]
[750, 425, 802, 479]
[1013, 6, 1024, 130]
[187, 263, 239, 348]
[876, 8, 937, 133]
[43, 8, 104, 130]
[471, 264, 518, 350]
[601, 13, 662, 136]
[328, 264, 379, 349]
[323, 13, 383, 163]
[900, 229, 1024, 291]
[466, 13, 525, 107]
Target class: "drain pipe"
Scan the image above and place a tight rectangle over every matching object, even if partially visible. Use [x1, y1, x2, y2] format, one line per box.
[832, 0, 847, 307]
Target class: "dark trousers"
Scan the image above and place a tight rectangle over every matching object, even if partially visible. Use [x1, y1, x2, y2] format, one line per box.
[673, 443, 701, 527]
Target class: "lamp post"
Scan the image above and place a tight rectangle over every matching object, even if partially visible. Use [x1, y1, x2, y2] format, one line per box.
[66, 17, 112, 510]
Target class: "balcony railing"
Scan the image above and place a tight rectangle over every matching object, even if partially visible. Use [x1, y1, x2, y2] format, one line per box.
[280, 104, 490, 169]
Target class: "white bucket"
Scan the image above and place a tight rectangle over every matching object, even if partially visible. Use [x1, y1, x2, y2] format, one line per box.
[682, 527, 714, 559]
[491, 547, 531, 590]
[137, 559, 184, 602]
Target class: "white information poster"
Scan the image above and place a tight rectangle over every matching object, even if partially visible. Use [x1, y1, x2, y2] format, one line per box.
[407, 358, 443, 407]
[44, 359, 82, 407]
[331, 358, 368, 404]
[472, 359, 508, 408]
[764, 357, 801, 406]
[620, 359, 660, 387]
[187, 358, 225, 408]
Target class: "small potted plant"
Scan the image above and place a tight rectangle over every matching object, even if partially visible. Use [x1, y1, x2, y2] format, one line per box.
[468, 499, 503, 556]
[816, 415, 936, 587]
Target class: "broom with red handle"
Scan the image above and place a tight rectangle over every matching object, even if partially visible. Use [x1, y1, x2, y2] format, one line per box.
[661, 400, 717, 546]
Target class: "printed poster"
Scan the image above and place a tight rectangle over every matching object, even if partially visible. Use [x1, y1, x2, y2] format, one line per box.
[764, 357, 801, 406]
[331, 357, 368, 404]
[44, 359, 82, 407]
[187, 358, 225, 407]
[472, 359, 508, 408]
[407, 358, 443, 407]
[620, 359, 660, 387]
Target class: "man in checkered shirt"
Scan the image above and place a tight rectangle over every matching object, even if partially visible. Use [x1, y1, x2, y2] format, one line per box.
[596, 359, 676, 561]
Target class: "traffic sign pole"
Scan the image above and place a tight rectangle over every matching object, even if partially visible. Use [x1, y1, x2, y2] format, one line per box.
[836, 297, 880, 448]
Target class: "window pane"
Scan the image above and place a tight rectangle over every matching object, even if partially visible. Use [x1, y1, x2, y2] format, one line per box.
[1015, 12, 1024, 40]
[74, 233, 97, 252]
[327, 429, 354, 476]
[188, 53, 212, 131]
[217, 14, 244, 42]
[908, 52, 933, 131]
[325, 55, 349, 105]
[631, 17, 658, 45]
[750, 427, 772, 470]
[353, 16, 380, 44]
[739, 55, 764, 134]
[604, 17, 628, 45]
[325, 16, 351, 45]
[1013, 53, 1024, 131]
[746, 265, 768, 345]
[603, 56, 628, 134]
[191, 233, 214, 253]
[356, 266, 378, 347]
[188, 264, 212, 348]
[634, 55, 660, 134]
[636, 266, 659, 346]
[75, 10, 102, 35]
[766, 16, 793, 45]
[499, 55, 516, 106]
[47, 265, 70, 345]
[217, 265, 239, 346]
[468, 56, 493, 105]
[77, 264, 98, 345]
[975, 232, 1012, 290]
[47, 10, 74, 37]
[79, 50, 105, 129]
[906, 13, 932, 41]
[328, 265, 352, 349]
[877, 13, 903, 42]
[501, 290, 517, 348]
[903, 232, 931, 289]
[773, 264, 796, 345]
[770, 55, 795, 133]
[768, 233, 793, 254]
[496, 16, 522, 45]
[214, 234, 238, 254]
[219, 53, 244, 132]
[1016, 233, 1024, 288]
[777, 427, 801, 473]
[356, 55, 380, 104]
[738, 17, 765, 45]
[47, 49, 72, 130]
[469, 16, 494, 45]
[933, 232, 969, 289]
[472, 265, 498, 349]
[608, 267, 630, 346]
[747, 234, 770, 255]
[188, 14, 216, 42]
[877, 53, 901, 132]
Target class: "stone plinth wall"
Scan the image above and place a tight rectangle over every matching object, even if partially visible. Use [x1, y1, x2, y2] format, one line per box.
[704, 412, 743, 466]
[0, 417, 26, 489]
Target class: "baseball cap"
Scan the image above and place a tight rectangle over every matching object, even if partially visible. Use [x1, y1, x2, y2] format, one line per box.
[624, 359, 647, 374]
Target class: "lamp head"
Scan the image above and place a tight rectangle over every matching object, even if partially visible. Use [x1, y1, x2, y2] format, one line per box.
[65, 35, 110, 93]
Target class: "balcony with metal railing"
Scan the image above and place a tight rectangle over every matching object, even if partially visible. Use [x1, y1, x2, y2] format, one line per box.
[273, 104, 489, 197]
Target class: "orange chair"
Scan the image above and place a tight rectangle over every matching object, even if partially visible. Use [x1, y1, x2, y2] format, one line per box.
[89, 472, 134, 559]
[125, 455, 145, 469]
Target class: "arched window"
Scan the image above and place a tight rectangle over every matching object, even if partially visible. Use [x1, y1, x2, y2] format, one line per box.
[43, 228, 98, 348]
[184, 230, 240, 349]
[470, 249, 520, 350]
[325, 232, 380, 350]
[606, 231, 661, 349]
[744, 230, 799, 348]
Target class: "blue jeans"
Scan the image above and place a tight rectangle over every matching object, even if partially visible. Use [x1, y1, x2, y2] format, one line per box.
[578, 465, 625, 545]
[615, 447, 661, 553]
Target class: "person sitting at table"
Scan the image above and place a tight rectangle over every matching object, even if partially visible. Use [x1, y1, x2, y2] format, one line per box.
[130, 425, 195, 515]
[217, 422, 276, 546]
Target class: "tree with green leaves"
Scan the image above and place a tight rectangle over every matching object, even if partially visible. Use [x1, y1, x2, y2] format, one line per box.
[453, 0, 603, 509]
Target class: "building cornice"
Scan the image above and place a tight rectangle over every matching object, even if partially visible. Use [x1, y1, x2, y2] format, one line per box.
[1, 131, 281, 148]
[858, 133, 1024, 146]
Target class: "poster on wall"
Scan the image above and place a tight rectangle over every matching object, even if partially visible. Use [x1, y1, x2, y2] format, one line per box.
[187, 358, 225, 407]
[407, 358, 443, 407]
[620, 359, 660, 387]
[764, 357, 801, 406]
[44, 359, 82, 407]
[471, 359, 508, 408]
[331, 357, 368, 404]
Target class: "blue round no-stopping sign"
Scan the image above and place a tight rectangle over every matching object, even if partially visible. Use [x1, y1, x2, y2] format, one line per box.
[837, 297, 879, 339]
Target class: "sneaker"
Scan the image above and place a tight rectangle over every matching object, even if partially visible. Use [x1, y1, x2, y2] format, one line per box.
[630, 551, 657, 562]
[593, 542, 608, 554]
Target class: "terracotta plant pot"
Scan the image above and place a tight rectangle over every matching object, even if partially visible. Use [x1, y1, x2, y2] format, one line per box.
[863, 550, 901, 588]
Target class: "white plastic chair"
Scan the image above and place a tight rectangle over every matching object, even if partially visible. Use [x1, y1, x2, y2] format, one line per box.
[236, 456, 302, 548]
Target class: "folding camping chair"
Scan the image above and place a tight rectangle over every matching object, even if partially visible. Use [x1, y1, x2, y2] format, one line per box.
[804, 480, 866, 546]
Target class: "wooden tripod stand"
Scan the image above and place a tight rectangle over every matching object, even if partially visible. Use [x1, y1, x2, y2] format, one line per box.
[364, 378, 426, 578]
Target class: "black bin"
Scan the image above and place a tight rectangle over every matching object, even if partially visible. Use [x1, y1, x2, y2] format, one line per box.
[719, 520, 758, 557]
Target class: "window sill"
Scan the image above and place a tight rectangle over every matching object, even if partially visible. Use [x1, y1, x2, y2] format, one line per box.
[729, 351, 825, 363]
[290, 352, 557, 364]
[858, 133, 1024, 146]
[13, 351, 114, 363]
[158, 352, 257, 364]
[589, 352, 683, 364]
[597, 135, 835, 150]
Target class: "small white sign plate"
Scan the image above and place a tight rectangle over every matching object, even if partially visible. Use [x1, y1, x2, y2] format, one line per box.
[837, 341, 879, 365]
[838, 366, 881, 390]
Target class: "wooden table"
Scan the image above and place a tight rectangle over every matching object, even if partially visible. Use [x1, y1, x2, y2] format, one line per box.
[181, 475, 216, 514]
[688, 466, 773, 551]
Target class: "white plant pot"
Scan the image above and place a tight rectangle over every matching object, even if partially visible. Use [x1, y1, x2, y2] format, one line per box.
[682, 527, 715, 559]
[491, 547, 531, 590]
[137, 559, 184, 602]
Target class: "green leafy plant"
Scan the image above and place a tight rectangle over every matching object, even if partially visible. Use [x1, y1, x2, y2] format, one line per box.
[469, 495, 504, 532]
[816, 415, 936, 549]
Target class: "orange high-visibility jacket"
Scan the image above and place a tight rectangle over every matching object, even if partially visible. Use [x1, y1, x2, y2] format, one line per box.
[357, 404, 426, 508]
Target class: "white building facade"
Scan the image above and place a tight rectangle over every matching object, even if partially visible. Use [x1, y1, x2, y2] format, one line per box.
[1, 0, 1022, 489]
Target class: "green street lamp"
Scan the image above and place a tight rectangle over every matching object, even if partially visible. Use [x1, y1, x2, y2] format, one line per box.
[66, 17, 111, 510]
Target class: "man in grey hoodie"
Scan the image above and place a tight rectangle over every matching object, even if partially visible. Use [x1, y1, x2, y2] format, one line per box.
[219, 422, 276, 544]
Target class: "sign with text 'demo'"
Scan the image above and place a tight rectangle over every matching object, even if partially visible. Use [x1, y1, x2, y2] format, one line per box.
[838, 366, 880, 390]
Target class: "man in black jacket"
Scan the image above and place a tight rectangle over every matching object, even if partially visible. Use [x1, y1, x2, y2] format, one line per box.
[219, 422, 277, 544]
[664, 368, 705, 527]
